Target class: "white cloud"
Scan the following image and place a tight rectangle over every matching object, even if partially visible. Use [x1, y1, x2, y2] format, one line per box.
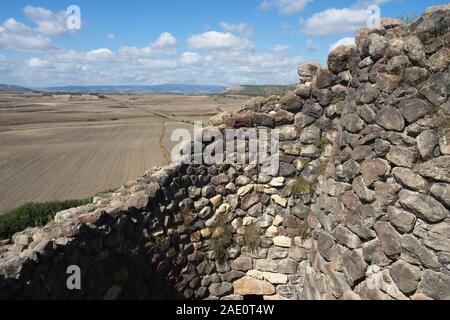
[107, 33, 115, 40]
[270, 44, 290, 53]
[27, 57, 48, 68]
[24, 6, 73, 36]
[188, 31, 251, 50]
[119, 32, 177, 57]
[303, 7, 370, 36]
[260, 0, 312, 16]
[0, 28, 56, 51]
[3, 18, 31, 34]
[329, 37, 355, 52]
[180, 52, 203, 65]
[86, 48, 113, 60]
[152, 32, 177, 48]
[219, 22, 254, 38]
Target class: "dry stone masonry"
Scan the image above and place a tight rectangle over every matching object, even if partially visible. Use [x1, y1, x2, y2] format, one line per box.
[1, 4, 450, 300]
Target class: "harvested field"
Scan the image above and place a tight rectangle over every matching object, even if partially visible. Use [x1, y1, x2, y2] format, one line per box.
[0, 92, 247, 213]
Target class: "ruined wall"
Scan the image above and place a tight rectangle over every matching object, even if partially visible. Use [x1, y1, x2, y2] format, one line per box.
[0, 4, 449, 300]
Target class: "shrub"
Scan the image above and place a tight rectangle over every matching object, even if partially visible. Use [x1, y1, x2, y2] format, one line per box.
[0, 199, 92, 240]
[209, 214, 233, 262]
[243, 222, 260, 252]
[298, 220, 311, 242]
[291, 177, 317, 196]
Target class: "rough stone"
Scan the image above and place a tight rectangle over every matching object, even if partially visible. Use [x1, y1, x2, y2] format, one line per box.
[389, 260, 421, 294]
[387, 206, 417, 234]
[233, 276, 276, 296]
[399, 190, 448, 223]
[273, 236, 292, 248]
[416, 130, 437, 159]
[419, 270, 450, 300]
[401, 234, 440, 270]
[374, 221, 401, 257]
[430, 183, 450, 207]
[375, 106, 405, 131]
[392, 167, 427, 191]
[209, 282, 233, 297]
[231, 257, 253, 271]
[398, 99, 430, 123]
[387, 146, 416, 168]
[415, 156, 450, 183]
[333, 226, 362, 249]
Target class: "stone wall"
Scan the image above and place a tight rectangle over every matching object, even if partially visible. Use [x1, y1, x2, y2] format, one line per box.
[0, 4, 449, 300]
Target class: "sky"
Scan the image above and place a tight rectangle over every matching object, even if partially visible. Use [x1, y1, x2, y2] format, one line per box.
[0, 0, 448, 87]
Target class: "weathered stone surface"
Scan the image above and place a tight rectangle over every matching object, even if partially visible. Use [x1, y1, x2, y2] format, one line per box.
[415, 156, 450, 183]
[298, 61, 321, 82]
[430, 183, 450, 207]
[254, 259, 278, 273]
[314, 67, 336, 89]
[419, 72, 450, 107]
[387, 146, 416, 168]
[233, 276, 276, 296]
[368, 33, 388, 59]
[279, 125, 300, 141]
[254, 113, 274, 127]
[273, 236, 292, 248]
[343, 249, 367, 283]
[399, 190, 448, 223]
[428, 47, 450, 72]
[209, 282, 233, 297]
[417, 223, 450, 253]
[333, 226, 362, 249]
[280, 92, 303, 113]
[419, 270, 450, 300]
[398, 99, 430, 123]
[300, 125, 321, 144]
[352, 176, 375, 203]
[401, 234, 440, 270]
[241, 194, 261, 211]
[363, 239, 392, 267]
[317, 232, 335, 261]
[392, 167, 427, 191]
[342, 114, 365, 133]
[231, 257, 253, 271]
[416, 130, 437, 159]
[361, 158, 391, 187]
[387, 206, 417, 234]
[357, 83, 380, 104]
[263, 272, 288, 284]
[389, 260, 421, 294]
[278, 259, 298, 274]
[374, 222, 401, 257]
[328, 45, 356, 74]
[375, 106, 405, 131]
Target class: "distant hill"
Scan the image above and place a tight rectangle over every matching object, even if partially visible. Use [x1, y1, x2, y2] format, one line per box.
[224, 85, 297, 97]
[0, 84, 33, 92]
[41, 84, 227, 94]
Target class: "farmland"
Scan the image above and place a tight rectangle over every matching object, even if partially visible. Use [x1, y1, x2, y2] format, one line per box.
[0, 92, 247, 213]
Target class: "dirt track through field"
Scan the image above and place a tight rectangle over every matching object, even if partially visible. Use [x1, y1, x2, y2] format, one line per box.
[0, 92, 247, 213]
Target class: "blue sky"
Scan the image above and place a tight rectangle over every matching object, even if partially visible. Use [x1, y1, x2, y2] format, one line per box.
[0, 0, 448, 87]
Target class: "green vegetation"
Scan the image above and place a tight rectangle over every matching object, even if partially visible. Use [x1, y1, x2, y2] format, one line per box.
[148, 234, 170, 252]
[209, 214, 233, 262]
[243, 222, 260, 252]
[417, 31, 432, 43]
[318, 137, 330, 153]
[298, 220, 311, 243]
[0, 199, 92, 240]
[291, 176, 317, 196]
